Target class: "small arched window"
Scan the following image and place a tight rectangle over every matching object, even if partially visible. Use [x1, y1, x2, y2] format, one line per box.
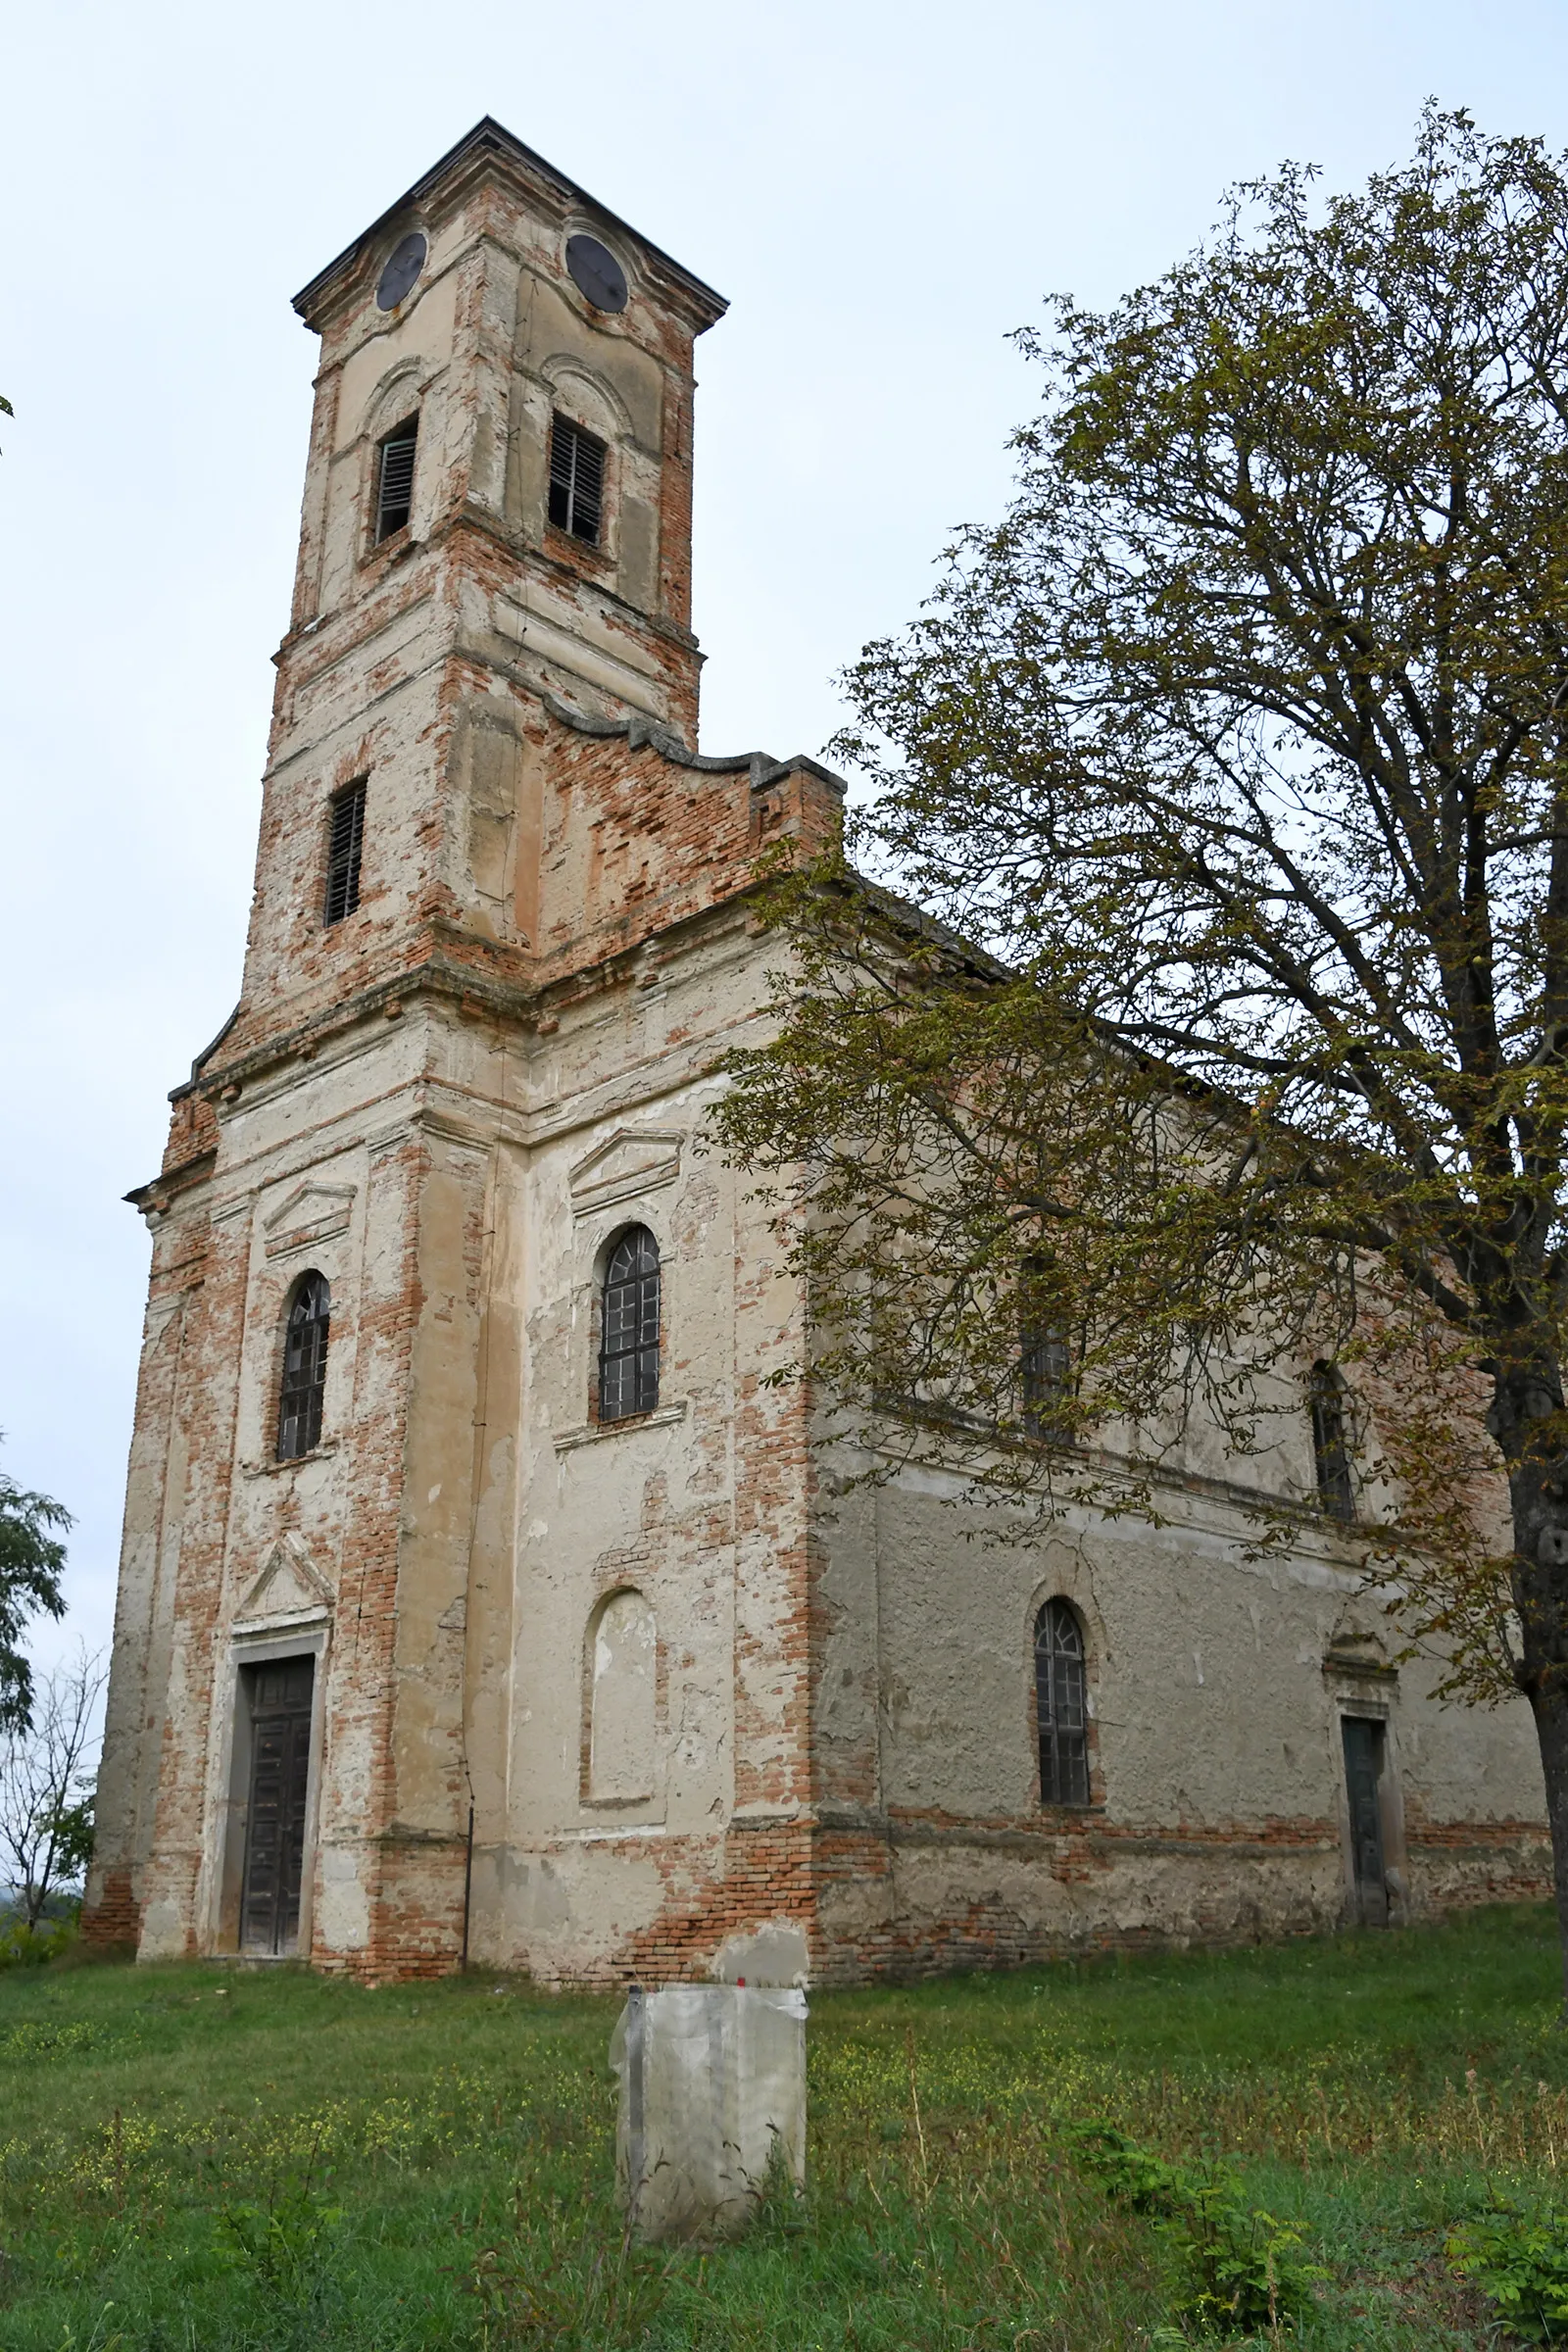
[599, 1227, 660, 1423]
[276, 1272, 330, 1461]
[1309, 1359, 1354, 1523]
[1036, 1599, 1090, 1807]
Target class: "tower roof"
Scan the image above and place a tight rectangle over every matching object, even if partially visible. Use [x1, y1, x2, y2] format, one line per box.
[292, 116, 728, 331]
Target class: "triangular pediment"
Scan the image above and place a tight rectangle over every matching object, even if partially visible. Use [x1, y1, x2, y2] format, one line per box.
[1324, 1598, 1395, 1679]
[236, 1534, 334, 1624]
[262, 1181, 357, 1258]
[568, 1128, 684, 1217]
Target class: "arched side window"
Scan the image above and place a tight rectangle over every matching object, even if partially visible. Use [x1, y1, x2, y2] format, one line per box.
[1035, 1599, 1090, 1807]
[599, 1227, 660, 1423]
[1020, 1328, 1072, 1440]
[1309, 1359, 1355, 1523]
[276, 1272, 330, 1461]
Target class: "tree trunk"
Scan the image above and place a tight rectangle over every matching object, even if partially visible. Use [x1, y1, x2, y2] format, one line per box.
[1494, 1364, 1568, 2008]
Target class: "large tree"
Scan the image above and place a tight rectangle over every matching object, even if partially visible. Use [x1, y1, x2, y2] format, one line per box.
[713, 110, 1568, 1988]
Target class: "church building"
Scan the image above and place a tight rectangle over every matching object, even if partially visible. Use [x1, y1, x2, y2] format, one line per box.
[85, 121, 1552, 1984]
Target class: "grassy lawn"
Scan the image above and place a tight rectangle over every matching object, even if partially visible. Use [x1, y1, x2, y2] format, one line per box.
[4, 1905, 1567, 2348]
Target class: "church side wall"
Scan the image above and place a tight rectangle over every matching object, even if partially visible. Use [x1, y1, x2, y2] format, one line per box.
[807, 1465, 1550, 1981]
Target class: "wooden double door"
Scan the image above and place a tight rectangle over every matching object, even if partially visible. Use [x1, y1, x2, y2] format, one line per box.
[240, 1657, 316, 1956]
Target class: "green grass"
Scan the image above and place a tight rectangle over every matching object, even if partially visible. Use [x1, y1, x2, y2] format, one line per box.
[5, 1905, 1568, 2347]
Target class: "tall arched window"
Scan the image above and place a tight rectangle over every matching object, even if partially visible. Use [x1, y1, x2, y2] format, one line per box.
[1309, 1359, 1354, 1523]
[276, 1272, 330, 1461]
[599, 1227, 660, 1423]
[1036, 1599, 1090, 1807]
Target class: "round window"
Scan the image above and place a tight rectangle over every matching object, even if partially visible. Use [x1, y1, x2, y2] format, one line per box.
[375, 231, 427, 313]
[565, 234, 628, 315]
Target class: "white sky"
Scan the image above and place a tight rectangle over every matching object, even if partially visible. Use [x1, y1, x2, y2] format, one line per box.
[4, 0, 1567, 1678]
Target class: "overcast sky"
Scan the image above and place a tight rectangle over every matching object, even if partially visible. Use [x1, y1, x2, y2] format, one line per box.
[5, 0, 1568, 1682]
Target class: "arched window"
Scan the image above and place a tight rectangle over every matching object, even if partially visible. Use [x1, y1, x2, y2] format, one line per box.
[1309, 1359, 1354, 1523]
[1035, 1599, 1090, 1807]
[599, 1227, 660, 1423]
[276, 1272, 330, 1461]
[1021, 1328, 1072, 1440]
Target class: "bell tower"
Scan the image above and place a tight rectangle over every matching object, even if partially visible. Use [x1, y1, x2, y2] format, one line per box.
[225, 119, 726, 1062]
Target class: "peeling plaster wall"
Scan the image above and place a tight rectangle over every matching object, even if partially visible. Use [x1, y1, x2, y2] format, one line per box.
[806, 1463, 1550, 1980]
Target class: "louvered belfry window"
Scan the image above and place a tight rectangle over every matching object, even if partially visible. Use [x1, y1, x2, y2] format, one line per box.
[323, 779, 366, 926]
[276, 1272, 330, 1461]
[599, 1226, 661, 1422]
[548, 414, 605, 546]
[1310, 1359, 1355, 1523]
[375, 416, 417, 541]
[1036, 1599, 1091, 1807]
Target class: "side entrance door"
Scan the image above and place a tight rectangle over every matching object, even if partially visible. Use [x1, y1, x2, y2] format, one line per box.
[1341, 1715, 1390, 1928]
[240, 1657, 316, 1955]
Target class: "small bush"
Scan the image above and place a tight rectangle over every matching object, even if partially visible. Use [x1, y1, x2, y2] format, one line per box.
[1447, 2199, 1568, 2341]
[0, 1916, 74, 1969]
[1073, 2123, 1324, 2336]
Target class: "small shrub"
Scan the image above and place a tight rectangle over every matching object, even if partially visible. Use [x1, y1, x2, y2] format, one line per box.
[1447, 2198, 1568, 2341]
[1072, 2123, 1323, 2335]
[0, 1915, 74, 1968]
[218, 2172, 343, 2301]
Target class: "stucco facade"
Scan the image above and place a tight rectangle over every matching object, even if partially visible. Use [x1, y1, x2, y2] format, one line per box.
[85, 120, 1551, 1984]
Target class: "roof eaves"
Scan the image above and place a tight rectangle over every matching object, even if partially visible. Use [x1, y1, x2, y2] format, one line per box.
[291, 116, 727, 326]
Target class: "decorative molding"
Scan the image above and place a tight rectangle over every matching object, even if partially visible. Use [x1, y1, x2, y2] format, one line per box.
[554, 1400, 688, 1452]
[262, 1182, 357, 1258]
[235, 1533, 334, 1624]
[568, 1127, 684, 1218]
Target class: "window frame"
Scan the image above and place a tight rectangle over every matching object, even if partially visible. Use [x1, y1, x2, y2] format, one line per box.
[1034, 1597, 1093, 1810]
[322, 777, 367, 927]
[1309, 1359, 1355, 1523]
[275, 1270, 331, 1462]
[373, 414, 418, 545]
[547, 412, 607, 548]
[595, 1225, 662, 1426]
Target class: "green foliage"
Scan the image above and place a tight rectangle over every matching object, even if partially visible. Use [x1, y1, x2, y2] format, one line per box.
[0, 1438, 69, 1732]
[0, 1915, 76, 1969]
[1447, 2197, 1568, 2339]
[218, 2167, 344, 2301]
[711, 111, 1568, 1806]
[1073, 2122, 1325, 2333]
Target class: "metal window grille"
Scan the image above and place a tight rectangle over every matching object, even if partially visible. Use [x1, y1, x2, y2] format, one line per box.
[276, 1272, 330, 1460]
[548, 414, 605, 546]
[375, 417, 417, 541]
[323, 780, 366, 926]
[1310, 1360, 1355, 1522]
[599, 1226, 660, 1422]
[1036, 1599, 1090, 1807]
